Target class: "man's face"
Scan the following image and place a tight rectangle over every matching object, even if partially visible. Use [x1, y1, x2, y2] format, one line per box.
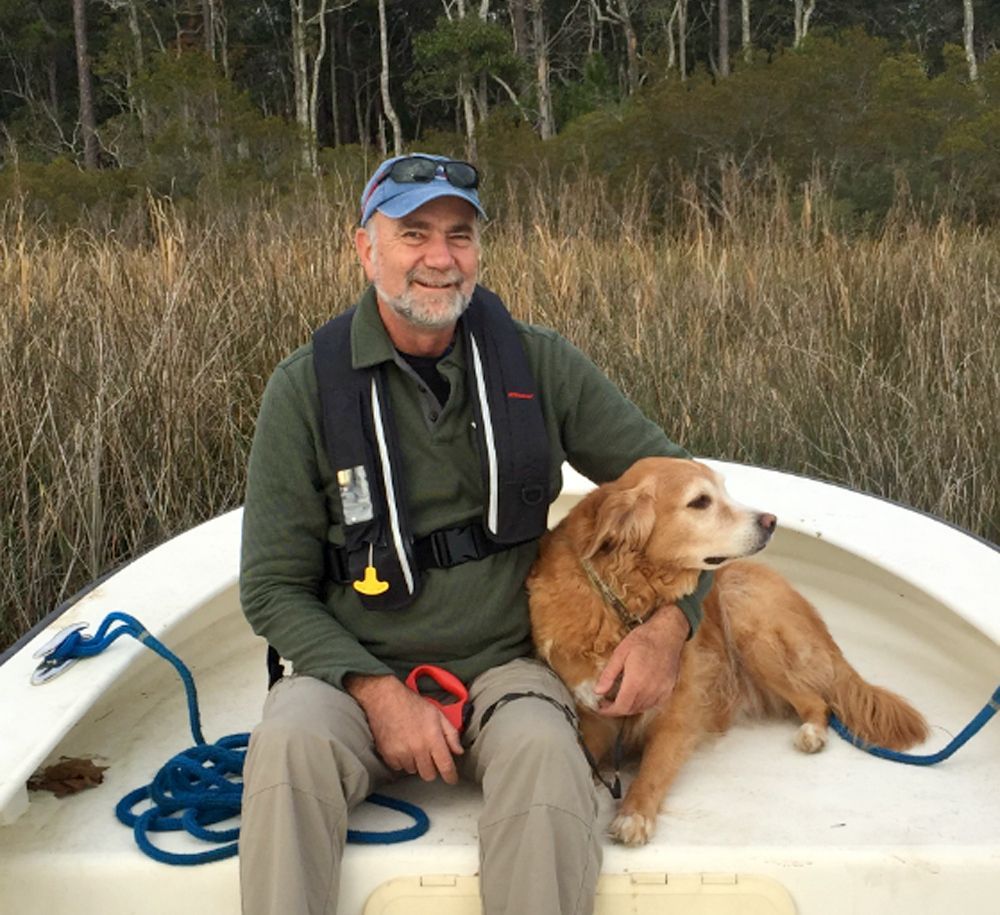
[356, 196, 480, 330]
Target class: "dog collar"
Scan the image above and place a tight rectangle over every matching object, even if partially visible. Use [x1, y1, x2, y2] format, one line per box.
[579, 557, 654, 631]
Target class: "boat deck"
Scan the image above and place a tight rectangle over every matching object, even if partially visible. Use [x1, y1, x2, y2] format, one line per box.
[2, 463, 999, 914]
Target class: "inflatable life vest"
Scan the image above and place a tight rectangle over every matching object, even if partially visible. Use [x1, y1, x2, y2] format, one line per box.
[312, 285, 551, 611]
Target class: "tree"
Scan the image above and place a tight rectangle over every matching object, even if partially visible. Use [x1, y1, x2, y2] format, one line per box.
[73, 0, 99, 167]
[792, 0, 816, 49]
[963, 0, 978, 82]
[377, 0, 401, 155]
[616, 0, 641, 93]
[289, 0, 327, 170]
[670, 0, 689, 80]
[742, 0, 751, 61]
[529, 0, 555, 138]
[410, 12, 522, 157]
[719, 0, 730, 76]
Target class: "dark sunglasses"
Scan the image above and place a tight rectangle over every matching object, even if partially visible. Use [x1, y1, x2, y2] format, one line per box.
[380, 156, 479, 189]
[362, 156, 480, 217]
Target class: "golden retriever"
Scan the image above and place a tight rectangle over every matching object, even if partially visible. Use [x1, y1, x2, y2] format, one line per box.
[527, 457, 928, 846]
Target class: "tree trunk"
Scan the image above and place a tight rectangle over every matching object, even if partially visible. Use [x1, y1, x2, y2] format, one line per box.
[618, 0, 640, 94]
[72, 0, 99, 169]
[718, 0, 730, 77]
[308, 0, 329, 167]
[353, 70, 366, 150]
[963, 0, 979, 82]
[126, 0, 145, 72]
[509, 0, 530, 60]
[460, 74, 477, 158]
[330, 11, 341, 146]
[742, 0, 751, 62]
[677, 0, 688, 82]
[793, 0, 816, 49]
[202, 0, 216, 58]
[217, 0, 231, 79]
[665, 2, 677, 71]
[47, 59, 59, 114]
[378, 0, 402, 155]
[530, 0, 554, 139]
[290, 0, 313, 169]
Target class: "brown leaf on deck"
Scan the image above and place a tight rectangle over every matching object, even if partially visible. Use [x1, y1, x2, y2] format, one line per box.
[27, 756, 109, 798]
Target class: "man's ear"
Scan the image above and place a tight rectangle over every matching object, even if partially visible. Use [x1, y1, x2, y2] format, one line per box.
[582, 477, 656, 559]
[355, 224, 376, 282]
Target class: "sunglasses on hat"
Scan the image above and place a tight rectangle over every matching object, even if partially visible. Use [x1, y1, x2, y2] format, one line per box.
[361, 156, 480, 220]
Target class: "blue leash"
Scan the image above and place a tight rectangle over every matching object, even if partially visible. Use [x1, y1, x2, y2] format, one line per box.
[829, 684, 1000, 766]
[36, 612, 429, 864]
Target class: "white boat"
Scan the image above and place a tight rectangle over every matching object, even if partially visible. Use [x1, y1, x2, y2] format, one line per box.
[2, 461, 998, 914]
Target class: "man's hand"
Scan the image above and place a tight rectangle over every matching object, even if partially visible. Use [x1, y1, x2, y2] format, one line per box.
[345, 674, 463, 783]
[594, 604, 689, 717]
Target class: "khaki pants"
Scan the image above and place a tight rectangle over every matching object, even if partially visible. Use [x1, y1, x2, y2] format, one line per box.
[239, 658, 602, 915]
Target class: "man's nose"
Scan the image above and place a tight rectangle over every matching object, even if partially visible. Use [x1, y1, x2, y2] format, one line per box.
[421, 233, 457, 269]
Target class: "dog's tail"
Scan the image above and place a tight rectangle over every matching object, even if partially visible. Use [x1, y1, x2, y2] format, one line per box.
[828, 657, 929, 750]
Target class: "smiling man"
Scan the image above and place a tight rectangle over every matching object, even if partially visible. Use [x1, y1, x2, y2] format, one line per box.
[359, 196, 478, 339]
[238, 154, 711, 915]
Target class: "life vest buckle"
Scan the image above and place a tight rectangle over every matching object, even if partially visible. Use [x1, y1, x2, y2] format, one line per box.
[424, 524, 489, 568]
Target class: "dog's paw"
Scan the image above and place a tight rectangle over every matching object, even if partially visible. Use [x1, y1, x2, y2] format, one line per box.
[608, 811, 656, 846]
[794, 722, 827, 753]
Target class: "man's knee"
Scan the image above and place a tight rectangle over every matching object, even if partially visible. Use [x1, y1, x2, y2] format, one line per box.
[478, 698, 598, 816]
[506, 706, 583, 764]
[244, 716, 365, 806]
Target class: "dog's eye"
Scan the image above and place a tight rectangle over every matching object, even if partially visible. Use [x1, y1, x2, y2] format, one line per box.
[687, 495, 712, 510]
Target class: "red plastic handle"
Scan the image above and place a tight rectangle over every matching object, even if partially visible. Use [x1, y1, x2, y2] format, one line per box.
[405, 664, 469, 732]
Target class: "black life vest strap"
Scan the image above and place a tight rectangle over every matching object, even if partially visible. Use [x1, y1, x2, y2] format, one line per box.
[313, 308, 421, 611]
[323, 519, 527, 587]
[462, 286, 551, 544]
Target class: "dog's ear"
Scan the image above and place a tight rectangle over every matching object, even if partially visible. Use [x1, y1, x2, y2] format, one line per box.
[582, 477, 657, 558]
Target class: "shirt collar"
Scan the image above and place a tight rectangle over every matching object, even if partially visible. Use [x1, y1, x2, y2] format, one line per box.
[349, 285, 466, 370]
[349, 286, 397, 369]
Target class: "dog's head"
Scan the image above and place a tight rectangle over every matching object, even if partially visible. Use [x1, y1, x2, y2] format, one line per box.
[582, 457, 776, 571]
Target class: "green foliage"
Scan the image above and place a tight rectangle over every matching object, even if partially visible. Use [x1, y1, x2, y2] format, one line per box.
[0, 50, 304, 220]
[409, 15, 522, 105]
[0, 157, 135, 224]
[123, 51, 300, 197]
[548, 28, 1000, 224]
[2, 4, 1000, 227]
[553, 53, 619, 125]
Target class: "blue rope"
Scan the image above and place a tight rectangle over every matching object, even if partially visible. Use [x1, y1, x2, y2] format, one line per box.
[44, 612, 430, 864]
[830, 684, 1000, 766]
[49, 612, 207, 745]
[347, 793, 430, 844]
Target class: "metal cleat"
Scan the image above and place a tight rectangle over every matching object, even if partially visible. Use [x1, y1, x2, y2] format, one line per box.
[30, 623, 89, 685]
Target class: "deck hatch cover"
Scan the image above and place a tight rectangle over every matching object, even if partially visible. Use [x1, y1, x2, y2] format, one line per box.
[363, 873, 796, 914]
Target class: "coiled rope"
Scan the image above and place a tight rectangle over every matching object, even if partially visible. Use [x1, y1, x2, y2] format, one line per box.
[40, 612, 429, 864]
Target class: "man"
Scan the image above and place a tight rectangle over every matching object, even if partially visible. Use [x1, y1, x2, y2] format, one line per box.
[239, 153, 709, 915]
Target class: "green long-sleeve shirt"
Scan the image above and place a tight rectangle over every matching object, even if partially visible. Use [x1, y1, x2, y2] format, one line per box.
[240, 287, 707, 688]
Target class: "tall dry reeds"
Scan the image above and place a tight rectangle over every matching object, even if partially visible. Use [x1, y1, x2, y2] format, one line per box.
[2, 168, 997, 651]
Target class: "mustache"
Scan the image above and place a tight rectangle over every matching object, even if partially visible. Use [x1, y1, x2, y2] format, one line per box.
[406, 269, 464, 288]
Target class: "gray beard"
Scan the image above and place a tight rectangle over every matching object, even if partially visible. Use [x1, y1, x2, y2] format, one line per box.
[377, 275, 472, 329]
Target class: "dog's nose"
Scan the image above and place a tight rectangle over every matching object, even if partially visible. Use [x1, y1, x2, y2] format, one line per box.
[757, 513, 777, 531]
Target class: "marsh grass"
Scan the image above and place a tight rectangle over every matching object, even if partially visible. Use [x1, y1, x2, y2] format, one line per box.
[2, 168, 997, 651]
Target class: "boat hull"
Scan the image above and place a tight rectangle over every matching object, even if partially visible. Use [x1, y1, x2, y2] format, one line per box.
[2, 462, 999, 914]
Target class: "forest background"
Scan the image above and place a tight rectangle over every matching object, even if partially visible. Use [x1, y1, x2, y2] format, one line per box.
[1, 0, 998, 651]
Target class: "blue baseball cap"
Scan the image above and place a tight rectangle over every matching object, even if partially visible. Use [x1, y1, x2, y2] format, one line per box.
[359, 154, 487, 226]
